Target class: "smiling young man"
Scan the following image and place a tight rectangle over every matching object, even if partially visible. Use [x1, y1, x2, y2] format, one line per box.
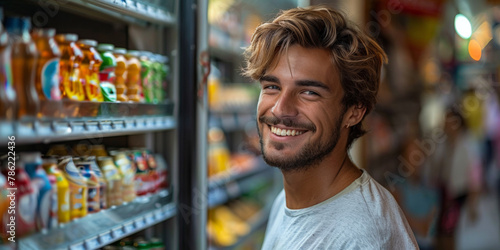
[243, 5, 418, 249]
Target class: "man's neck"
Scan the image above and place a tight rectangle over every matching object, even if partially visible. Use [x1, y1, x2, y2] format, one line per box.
[282, 155, 362, 209]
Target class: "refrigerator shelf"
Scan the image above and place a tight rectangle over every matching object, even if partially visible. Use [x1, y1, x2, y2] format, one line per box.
[0, 100, 176, 145]
[19, 0, 176, 27]
[208, 159, 274, 208]
[10, 190, 175, 250]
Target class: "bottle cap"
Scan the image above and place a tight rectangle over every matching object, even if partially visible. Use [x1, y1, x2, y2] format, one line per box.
[127, 50, 141, 57]
[113, 47, 127, 55]
[97, 43, 114, 52]
[77, 39, 98, 47]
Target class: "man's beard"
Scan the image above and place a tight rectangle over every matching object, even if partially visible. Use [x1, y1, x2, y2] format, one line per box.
[257, 112, 345, 172]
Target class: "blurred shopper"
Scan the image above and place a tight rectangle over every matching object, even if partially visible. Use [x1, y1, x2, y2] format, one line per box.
[243, 5, 417, 249]
[431, 108, 482, 250]
[393, 136, 440, 250]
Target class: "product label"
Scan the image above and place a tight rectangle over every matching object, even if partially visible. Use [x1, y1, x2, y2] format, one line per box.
[41, 58, 61, 100]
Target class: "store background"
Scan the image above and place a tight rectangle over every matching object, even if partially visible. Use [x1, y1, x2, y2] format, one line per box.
[207, 0, 500, 249]
[0, 0, 499, 249]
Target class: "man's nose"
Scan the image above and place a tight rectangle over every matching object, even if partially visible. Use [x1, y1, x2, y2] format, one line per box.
[271, 91, 298, 118]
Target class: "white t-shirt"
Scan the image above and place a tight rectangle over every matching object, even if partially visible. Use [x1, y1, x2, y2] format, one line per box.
[261, 170, 418, 250]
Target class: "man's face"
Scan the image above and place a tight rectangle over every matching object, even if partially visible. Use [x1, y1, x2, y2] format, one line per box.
[257, 45, 346, 172]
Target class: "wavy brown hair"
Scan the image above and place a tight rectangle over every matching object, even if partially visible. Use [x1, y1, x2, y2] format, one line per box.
[243, 5, 388, 149]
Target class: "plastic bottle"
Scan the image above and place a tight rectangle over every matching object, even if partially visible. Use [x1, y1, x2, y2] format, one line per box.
[38, 157, 59, 229]
[125, 50, 142, 102]
[54, 34, 85, 101]
[97, 156, 123, 207]
[57, 156, 87, 220]
[157, 55, 170, 104]
[42, 156, 70, 224]
[139, 51, 153, 103]
[85, 156, 107, 210]
[0, 8, 16, 120]
[23, 152, 54, 231]
[109, 150, 136, 202]
[31, 28, 61, 101]
[97, 43, 117, 102]
[0, 155, 37, 238]
[129, 149, 150, 196]
[113, 48, 129, 102]
[74, 157, 101, 213]
[5, 16, 40, 120]
[154, 153, 169, 190]
[77, 39, 103, 102]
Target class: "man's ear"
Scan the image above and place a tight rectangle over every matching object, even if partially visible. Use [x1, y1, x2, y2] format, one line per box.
[344, 104, 366, 127]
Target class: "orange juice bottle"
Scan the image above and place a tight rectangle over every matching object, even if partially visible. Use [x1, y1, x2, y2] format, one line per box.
[57, 156, 87, 220]
[113, 48, 128, 102]
[31, 28, 61, 101]
[125, 50, 142, 102]
[0, 8, 16, 121]
[42, 157, 70, 224]
[77, 39, 103, 102]
[5, 16, 39, 120]
[55, 34, 85, 101]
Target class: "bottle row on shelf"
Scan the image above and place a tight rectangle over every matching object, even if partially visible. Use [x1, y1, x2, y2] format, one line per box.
[0, 144, 170, 244]
[103, 234, 166, 250]
[0, 12, 171, 122]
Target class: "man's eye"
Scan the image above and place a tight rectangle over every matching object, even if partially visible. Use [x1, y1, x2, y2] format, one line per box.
[303, 90, 318, 96]
[264, 85, 280, 90]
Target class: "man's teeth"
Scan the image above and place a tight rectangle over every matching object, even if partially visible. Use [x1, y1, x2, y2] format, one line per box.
[271, 126, 304, 136]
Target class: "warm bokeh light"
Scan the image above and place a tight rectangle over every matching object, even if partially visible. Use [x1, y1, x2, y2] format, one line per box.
[468, 39, 482, 61]
[473, 21, 493, 49]
[455, 14, 472, 39]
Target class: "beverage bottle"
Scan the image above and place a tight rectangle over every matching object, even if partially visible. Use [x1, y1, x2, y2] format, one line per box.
[139, 51, 153, 103]
[5, 16, 39, 120]
[57, 156, 87, 220]
[22, 152, 54, 231]
[96, 43, 117, 102]
[73, 143, 90, 156]
[74, 157, 100, 213]
[83, 156, 107, 210]
[141, 148, 159, 194]
[42, 156, 70, 224]
[97, 156, 123, 207]
[38, 157, 59, 229]
[0, 8, 16, 121]
[0, 155, 37, 238]
[152, 54, 166, 104]
[77, 39, 103, 102]
[46, 144, 70, 156]
[55, 34, 85, 101]
[159, 55, 170, 102]
[113, 48, 128, 102]
[31, 28, 61, 101]
[129, 149, 150, 196]
[90, 144, 108, 157]
[109, 150, 136, 202]
[125, 50, 142, 102]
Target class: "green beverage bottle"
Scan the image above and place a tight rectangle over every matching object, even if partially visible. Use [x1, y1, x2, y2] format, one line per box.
[97, 44, 117, 102]
[139, 51, 153, 103]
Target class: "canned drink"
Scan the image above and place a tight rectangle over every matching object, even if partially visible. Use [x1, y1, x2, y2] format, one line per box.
[57, 156, 87, 220]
